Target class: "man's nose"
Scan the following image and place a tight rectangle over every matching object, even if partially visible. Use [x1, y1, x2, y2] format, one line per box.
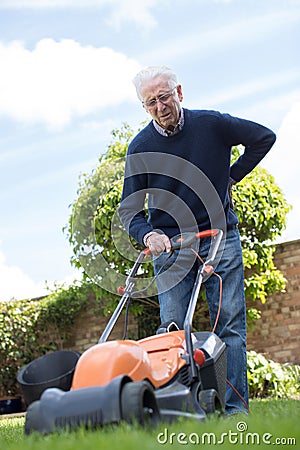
[157, 99, 166, 111]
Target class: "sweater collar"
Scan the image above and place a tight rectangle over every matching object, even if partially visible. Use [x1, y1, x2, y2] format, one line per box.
[153, 108, 184, 137]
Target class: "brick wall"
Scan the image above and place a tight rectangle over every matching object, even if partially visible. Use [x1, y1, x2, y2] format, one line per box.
[64, 302, 139, 354]
[247, 239, 300, 364]
[64, 239, 300, 365]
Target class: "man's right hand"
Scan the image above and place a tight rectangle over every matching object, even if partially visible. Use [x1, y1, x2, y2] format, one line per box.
[145, 232, 171, 255]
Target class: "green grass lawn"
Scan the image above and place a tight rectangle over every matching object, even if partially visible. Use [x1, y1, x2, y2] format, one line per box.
[0, 399, 299, 450]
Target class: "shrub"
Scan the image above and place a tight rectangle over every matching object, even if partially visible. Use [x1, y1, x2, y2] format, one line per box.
[0, 282, 100, 397]
[247, 350, 300, 399]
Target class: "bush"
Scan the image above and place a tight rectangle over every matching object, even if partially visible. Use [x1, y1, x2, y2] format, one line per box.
[0, 282, 100, 397]
[247, 350, 300, 399]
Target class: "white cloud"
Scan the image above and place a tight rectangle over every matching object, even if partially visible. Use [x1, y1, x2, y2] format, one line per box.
[198, 71, 300, 109]
[0, 39, 141, 129]
[0, 248, 82, 302]
[275, 102, 300, 155]
[235, 89, 300, 127]
[0, 0, 158, 30]
[105, 0, 158, 30]
[141, 8, 300, 63]
[262, 101, 300, 242]
[0, 248, 46, 301]
[263, 101, 300, 184]
[0, 0, 106, 5]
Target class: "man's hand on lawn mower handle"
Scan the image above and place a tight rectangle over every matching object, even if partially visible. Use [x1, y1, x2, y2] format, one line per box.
[145, 231, 171, 255]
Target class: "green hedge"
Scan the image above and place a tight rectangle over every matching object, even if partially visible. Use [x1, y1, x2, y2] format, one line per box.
[0, 282, 101, 396]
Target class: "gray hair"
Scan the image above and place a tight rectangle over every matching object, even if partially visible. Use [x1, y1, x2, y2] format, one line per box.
[133, 66, 178, 101]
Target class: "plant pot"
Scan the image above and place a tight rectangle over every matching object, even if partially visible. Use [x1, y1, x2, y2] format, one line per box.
[17, 350, 80, 406]
[0, 397, 23, 415]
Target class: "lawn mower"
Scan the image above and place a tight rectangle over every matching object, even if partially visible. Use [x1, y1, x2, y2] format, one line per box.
[20, 229, 227, 434]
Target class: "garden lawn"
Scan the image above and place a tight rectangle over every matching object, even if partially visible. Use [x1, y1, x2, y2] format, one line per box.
[0, 399, 299, 450]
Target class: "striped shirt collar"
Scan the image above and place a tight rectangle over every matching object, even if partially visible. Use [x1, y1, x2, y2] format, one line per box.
[153, 108, 184, 137]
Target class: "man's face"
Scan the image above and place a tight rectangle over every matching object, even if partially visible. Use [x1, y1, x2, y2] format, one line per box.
[140, 75, 183, 130]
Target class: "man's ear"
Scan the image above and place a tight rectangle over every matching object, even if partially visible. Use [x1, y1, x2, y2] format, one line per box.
[177, 84, 183, 102]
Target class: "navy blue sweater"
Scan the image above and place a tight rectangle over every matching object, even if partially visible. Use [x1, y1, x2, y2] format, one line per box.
[119, 109, 276, 246]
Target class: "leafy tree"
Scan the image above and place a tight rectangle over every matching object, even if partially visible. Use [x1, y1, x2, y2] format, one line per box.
[230, 147, 291, 322]
[65, 122, 152, 317]
[66, 123, 291, 326]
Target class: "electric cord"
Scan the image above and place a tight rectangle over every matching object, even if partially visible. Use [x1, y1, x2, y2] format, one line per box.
[189, 247, 223, 334]
[189, 247, 250, 413]
[226, 379, 250, 413]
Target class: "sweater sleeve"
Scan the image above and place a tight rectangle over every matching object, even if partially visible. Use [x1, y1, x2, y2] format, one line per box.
[118, 150, 154, 246]
[221, 114, 276, 183]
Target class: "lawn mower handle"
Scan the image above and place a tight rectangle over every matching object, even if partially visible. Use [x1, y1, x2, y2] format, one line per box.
[183, 228, 223, 379]
[170, 229, 219, 250]
[99, 249, 148, 343]
[116, 230, 220, 296]
[99, 229, 222, 343]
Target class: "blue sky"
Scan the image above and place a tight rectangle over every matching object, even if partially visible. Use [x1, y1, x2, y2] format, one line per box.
[0, 0, 299, 301]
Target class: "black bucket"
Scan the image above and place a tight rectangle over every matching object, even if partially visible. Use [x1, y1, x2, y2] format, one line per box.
[17, 350, 80, 406]
[0, 397, 23, 415]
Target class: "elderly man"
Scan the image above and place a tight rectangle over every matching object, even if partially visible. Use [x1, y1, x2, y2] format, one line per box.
[118, 66, 276, 414]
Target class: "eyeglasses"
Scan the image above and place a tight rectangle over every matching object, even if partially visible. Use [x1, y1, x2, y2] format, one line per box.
[142, 86, 177, 109]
